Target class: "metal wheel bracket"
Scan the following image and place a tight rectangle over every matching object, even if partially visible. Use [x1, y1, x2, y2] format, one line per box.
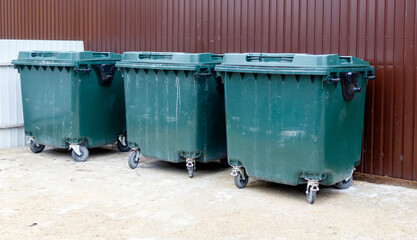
[186, 158, 196, 170]
[118, 134, 127, 146]
[131, 148, 141, 162]
[134, 150, 140, 162]
[69, 144, 81, 156]
[231, 166, 246, 180]
[306, 179, 320, 193]
[27, 136, 35, 144]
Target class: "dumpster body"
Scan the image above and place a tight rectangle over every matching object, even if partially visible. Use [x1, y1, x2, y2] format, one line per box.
[116, 52, 227, 177]
[12, 51, 129, 161]
[215, 53, 374, 203]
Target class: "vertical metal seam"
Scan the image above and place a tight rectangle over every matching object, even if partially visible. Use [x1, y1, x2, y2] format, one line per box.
[390, 0, 397, 177]
[366, 1, 378, 173]
[401, 0, 408, 178]
[400, 0, 406, 178]
[380, 0, 387, 175]
[412, 0, 417, 180]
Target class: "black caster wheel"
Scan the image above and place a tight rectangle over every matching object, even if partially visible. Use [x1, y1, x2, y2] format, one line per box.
[71, 146, 89, 162]
[306, 185, 316, 204]
[116, 139, 131, 152]
[234, 171, 249, 189]
[187, 166, 194, 178]
[128, 151, 139, 169]
[29, 141, 45, 153]
[335, 175, 353, 189]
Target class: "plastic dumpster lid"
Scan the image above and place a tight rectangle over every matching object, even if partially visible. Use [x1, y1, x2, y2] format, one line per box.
[218, 53, 371, 68]
[12, 51, 121, 67]
[116, 52, 223, 70]
[215, 53, 373, 75]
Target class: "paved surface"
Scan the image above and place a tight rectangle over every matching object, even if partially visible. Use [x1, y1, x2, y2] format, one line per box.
[0, 146, 417, 240]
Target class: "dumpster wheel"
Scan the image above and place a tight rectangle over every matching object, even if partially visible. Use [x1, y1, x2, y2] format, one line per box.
[335, 175, 353, 189]
[186, 158, 196, 178]
[71, 145, 89, 162]
[29, 141, 45, 153]
[117, 135, 131, 152]
[187, 166, 194, 178]
[232, 167, 249, 189]
[128, 150, 140, 169]
[306, 180, 319, 204]
[306, 186, 316, 204]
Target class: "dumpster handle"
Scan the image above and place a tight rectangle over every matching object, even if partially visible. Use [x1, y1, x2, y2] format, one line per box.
[327, 77, 340, 83]
[138, 53, 173, 60]
[340, 72, 361, 101]
[31, 52, 58, 58]
[366, 75, 376, 80]
[246, 55, 294, 62]
[74, 67, 91, 73]
[91, 64, 117, 86]
[194, 72, 212, 77]
[92, 52, 110, 58]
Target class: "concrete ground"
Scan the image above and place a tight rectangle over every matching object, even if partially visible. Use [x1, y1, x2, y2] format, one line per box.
[0, 146, 416, 240]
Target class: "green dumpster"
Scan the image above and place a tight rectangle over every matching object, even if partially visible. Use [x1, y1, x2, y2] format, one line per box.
[116, 52, 227, 177]
[12, 51, 130, 162]
[215, 53, 375, 203]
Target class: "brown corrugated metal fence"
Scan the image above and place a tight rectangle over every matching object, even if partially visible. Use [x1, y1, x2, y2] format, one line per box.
[1, 0, 416, 181]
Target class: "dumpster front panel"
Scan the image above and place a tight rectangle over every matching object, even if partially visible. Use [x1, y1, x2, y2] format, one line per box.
[19, 65, 77, 148]
[124, 67, 226, 163]
[14, 51, 125, 150]
[77, 63, 126, 148]
[219, 53, 373, 186]
[224, 72, 326, 185]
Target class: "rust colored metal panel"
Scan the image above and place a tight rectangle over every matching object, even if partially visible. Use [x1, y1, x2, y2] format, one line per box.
[139, 0, 146, 51]
[160, 0, 167, 52]
[208, 0, 215, 53]
[313, 0, 323, 54]
[414, 0, 417, 181]
[135, 0, 142, 50]
[0, 0, 416, 181]
[298, 0, 307, 53]
[201, 0, 208, 52]
[260, 0, 269, 52]
[179, 0, 186, 52]
[247, 0, 255, 52]
[227, 0, 234, 52]
[254, 0, 262, 52]
[339, 0, 349, 56]
[365, 0, 377, 175]
[197, 0, 204, 52]
[402, 0, 416, 180]
[371, 0, 385, 176]
[189, 0, 196, 52]
[291, 0, 299, 52]
[392, 0, 406, 179]
[322, 0, 331, 53]
[268, 0, 277, 53]
[240, 0, 248, 52]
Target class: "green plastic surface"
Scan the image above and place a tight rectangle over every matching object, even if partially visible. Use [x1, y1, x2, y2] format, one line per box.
[12, 51, 126, 149]
[215, 53, 372, 75]
[116, 52, 223, 71]
[117, 52, 227, 163]
[215, 53, 374, 186]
